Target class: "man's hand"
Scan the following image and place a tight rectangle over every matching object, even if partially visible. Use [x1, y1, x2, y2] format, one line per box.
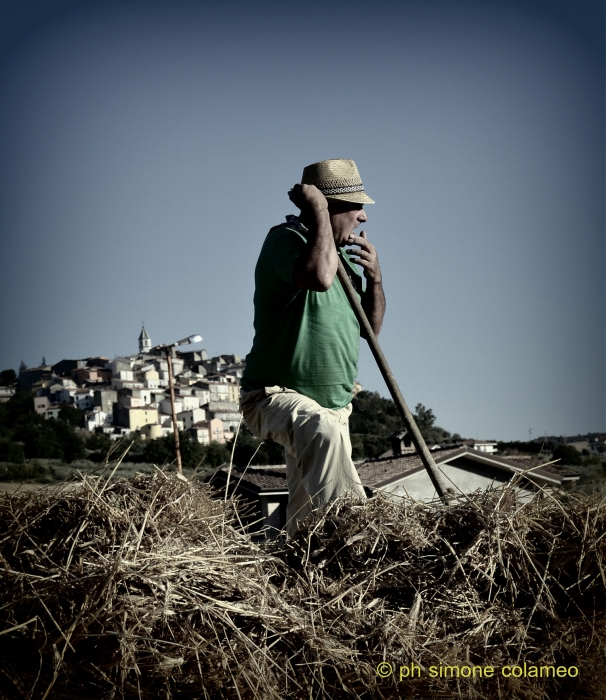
[345, 231, 382, 284]
[346, 230, 386, 337]
[288, 184, 328, 215]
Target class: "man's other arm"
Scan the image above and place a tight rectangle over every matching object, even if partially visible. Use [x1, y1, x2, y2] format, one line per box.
[288, 184, 337, 292]
[347, 231, 386, 338]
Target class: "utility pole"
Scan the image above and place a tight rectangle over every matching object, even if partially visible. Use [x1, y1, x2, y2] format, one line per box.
[150, 334, 202, 476]
[165, 347, 182, 475]
[528, 428, 533, 443]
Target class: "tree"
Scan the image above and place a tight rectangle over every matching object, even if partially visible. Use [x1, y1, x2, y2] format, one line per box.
[413, 403, 453, 445]
[496, 440, 556, 455]
[136, 434, 177, 466]
[349, 393, 455, 459]
[414, 404, 436, 432]
[350, 391, 402, 437]
[552, 444, 583, 467]
[229, 426, 285, 466]
[12, 414, 65, 460]
[0, 438, 24, 463]
[0, 391, 35, 430]
[135, 431, 211, 469]
[49, 419, 86, 462]
[87, 431, 112, 453]
[8, 409, 85, 463]
[0, 369, 17, 386]
[58, 403, 85, 428]
[204, 441, 231, 468]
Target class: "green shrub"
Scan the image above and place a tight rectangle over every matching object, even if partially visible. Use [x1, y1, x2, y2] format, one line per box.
[553, 444, 583, 466]
[0, 461, 50, 482]
[0, 439, 24, 463]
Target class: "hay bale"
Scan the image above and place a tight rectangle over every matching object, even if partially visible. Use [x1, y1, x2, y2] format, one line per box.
[0, 472, 604, 699]
[281, 489, 606, 698]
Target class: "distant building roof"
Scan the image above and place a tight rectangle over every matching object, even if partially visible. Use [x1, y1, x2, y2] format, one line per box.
[217, 447, 580, 498]
[357, 447, 464, 488]
[214, 465, 288, 495]
[120, 405, 158, 411]
[357, 447, 580, 488]
[139, 326, 150, 341]
[502, 454, 579, 479]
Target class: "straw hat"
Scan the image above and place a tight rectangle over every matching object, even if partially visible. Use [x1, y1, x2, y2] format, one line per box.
[301, 159, 375, 204]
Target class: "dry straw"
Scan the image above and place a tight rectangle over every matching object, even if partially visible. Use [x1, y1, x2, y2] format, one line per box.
[0, 466, 605, 699]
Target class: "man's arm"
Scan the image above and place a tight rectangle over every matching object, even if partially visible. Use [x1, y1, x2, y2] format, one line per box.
[288, 184, 338, 292]
[346, 231, 386, 337]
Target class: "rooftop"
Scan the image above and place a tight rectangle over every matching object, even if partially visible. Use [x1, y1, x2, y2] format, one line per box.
[503, 454, 580, 479]
[358, 447, 580, 488]
[217, 447, 581, 496]
[215, 465, 288, 494]
[357, 447, 463, 488]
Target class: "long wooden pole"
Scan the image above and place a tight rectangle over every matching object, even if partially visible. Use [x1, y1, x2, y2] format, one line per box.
[165, 348, 183, 475]
[337, 257, 452, 504]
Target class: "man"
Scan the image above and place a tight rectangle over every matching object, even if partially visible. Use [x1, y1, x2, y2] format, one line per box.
[240, 159, 386, 536]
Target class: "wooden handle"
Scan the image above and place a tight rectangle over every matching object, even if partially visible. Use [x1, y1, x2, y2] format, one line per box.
[337, 257, 452, 504]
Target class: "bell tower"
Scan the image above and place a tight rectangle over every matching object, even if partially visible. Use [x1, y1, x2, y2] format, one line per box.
[139, 325, 151, 353]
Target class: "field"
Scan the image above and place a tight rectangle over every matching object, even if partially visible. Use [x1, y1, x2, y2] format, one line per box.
[0, 465, 604, 699]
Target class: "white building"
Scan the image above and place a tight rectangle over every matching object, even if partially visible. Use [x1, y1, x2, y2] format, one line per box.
[85, 408, 112, 431]
[106, 357, 133, 375]
[189, 417, 225, 445]
[74, 389, 95, 411]
[463, 439, 498, 454]
[178, 407, 207, 430]
[34, 396, 50, 415]
[159, 398, 183, 415]
[56, 387, 77, 405]
[121, 396, 145, 408]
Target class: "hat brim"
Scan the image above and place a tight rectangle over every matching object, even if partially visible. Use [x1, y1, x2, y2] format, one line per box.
[325, 191, 375, 204]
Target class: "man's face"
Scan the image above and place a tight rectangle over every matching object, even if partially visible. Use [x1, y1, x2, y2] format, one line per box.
[328, 201, 368, 245]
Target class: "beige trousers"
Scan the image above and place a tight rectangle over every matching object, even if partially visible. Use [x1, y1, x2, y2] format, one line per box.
[240, 386, 366, 537]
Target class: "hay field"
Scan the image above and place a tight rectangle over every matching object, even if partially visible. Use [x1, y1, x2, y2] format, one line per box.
[0, 469, 604, 699]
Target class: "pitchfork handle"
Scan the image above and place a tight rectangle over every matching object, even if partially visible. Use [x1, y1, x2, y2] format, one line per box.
[337, 255, 452, 505]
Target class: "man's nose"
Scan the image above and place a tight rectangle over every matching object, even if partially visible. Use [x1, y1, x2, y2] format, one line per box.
[358, 210, 368, 222]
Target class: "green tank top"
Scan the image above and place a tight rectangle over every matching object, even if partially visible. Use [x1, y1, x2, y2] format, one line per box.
[241, 222, 362, 409]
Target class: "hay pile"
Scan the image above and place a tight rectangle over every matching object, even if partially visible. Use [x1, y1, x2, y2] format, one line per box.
[0, 471, 604, 699]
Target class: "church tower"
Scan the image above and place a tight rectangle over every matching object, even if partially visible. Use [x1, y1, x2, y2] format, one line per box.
[139, 326, 151, 353]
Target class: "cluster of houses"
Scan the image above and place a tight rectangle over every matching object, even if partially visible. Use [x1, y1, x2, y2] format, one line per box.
[13, 328, 244, 445]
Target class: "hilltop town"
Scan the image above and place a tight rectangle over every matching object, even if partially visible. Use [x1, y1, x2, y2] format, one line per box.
[2, 327, 243, 446]
[1, 327, 605, 529]
[1, 327, 604, 469]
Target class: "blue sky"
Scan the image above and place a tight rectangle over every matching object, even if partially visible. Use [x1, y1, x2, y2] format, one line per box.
[0, 0, 603, 441]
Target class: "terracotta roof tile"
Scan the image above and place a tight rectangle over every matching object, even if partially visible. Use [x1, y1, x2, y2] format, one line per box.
[215, 466, 288, 493]
[357, 447, 464, 488]
[357, 447, 580, 488]
[214, 447, 580, 496]
[503, 455, 580, 478]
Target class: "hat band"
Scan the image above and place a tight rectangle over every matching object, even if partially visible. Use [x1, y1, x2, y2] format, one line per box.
[318, 184, 365, 195]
